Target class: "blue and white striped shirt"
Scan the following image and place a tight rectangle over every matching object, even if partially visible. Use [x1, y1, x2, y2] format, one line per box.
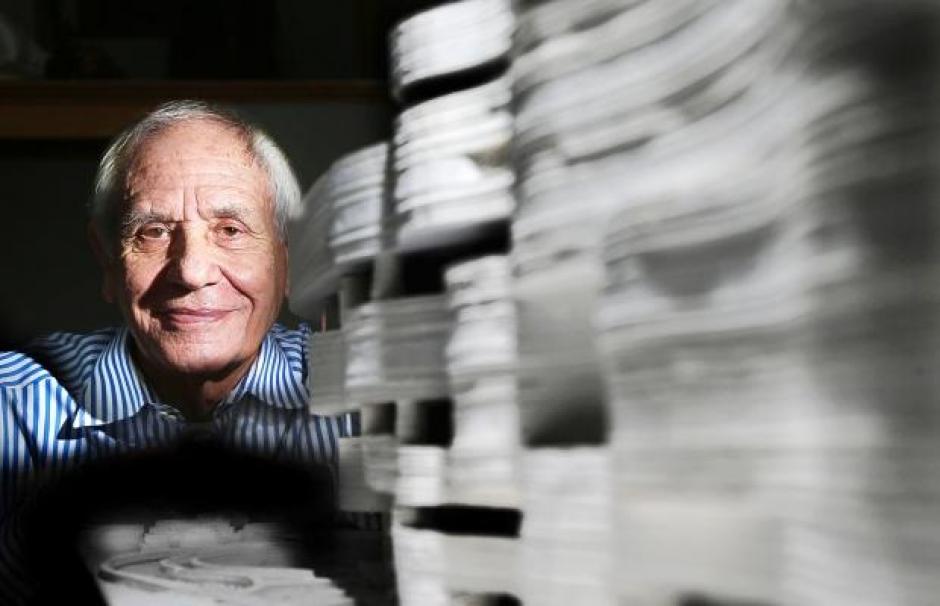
[0, 323, 358, 601]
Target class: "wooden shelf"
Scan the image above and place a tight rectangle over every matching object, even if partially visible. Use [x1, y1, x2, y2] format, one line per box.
[0, 79, 388, 139]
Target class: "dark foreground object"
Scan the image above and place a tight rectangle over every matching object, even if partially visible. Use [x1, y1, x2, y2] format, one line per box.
[17, 438, 340, 605]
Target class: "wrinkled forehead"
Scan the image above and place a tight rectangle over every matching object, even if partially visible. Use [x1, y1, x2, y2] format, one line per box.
[121, 119, 273, 209]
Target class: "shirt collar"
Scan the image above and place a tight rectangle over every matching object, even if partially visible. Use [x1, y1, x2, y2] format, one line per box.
[74, 326, 307, 429]
[75, 328, 156, 428]
[222, 328, 308, 410]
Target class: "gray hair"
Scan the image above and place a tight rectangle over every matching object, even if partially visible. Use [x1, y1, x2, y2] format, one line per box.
[91, 100, 300, 254]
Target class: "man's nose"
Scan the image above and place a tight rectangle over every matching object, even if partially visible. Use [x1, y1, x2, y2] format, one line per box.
[166, 226, 222, 290]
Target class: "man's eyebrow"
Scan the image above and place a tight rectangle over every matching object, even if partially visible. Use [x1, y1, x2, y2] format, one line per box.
[118, 205, 256, 237]
[210, 204, 253, 221]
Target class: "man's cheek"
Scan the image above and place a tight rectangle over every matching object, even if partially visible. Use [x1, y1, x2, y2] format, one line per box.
[222, 261, 267, 291]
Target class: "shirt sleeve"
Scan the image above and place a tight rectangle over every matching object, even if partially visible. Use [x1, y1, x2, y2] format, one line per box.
[0, 358, 43, 604]
[0, 378, 36, 518]
[1, 359, 86, 511]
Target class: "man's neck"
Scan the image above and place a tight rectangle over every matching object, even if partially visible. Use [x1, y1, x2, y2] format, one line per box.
[131, 346, 258, 422]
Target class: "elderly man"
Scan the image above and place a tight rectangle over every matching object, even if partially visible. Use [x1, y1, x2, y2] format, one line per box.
[0, 101, 356, 600]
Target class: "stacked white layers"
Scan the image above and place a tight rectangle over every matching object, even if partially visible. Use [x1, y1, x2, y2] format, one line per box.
[338, 436, 393, 514]
[394, 444, 448, 508]
[288, 176, 336, 314]
[392, 77, 515, 253]
[142, 519, 241, 551]
[327, 142, 389, 268]
[101, 544, 352, 605]
[392, 511, 519, 606]
[779, 5, 940, 604]
[87, 518, 355, 605]
[281, 1, 940, 604]
[591, 2, 940, 605]
[519, 448, 613, 606]
[510, 1, 811, 604]
[288, 142, 388, 314]
[597, 155, 806, 603]
[445, 256, 519, 507]
[510, 0, 795, 446]
[306, 329, 347, 415]
[389, 0, 513, 98]
[361, 434, 398, 498]
[585, 1, 812, 602]
[391, 398, 453, 508]
[344, 295, 450, 404]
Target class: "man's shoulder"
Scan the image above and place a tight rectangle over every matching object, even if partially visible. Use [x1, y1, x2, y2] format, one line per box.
[0, 350, 56, 389]
[17, 328, 120, 391]
[30, 327, 118, 352]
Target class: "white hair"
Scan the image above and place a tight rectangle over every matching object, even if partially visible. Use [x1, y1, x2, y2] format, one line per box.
[91, 100, 301, 253]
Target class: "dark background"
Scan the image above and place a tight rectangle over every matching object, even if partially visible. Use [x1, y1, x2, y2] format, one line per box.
[2, 0, 443, 80]
[0, 0, 438, 348]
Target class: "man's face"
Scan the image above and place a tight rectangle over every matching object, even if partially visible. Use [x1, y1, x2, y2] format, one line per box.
[99, 119, 287, 379]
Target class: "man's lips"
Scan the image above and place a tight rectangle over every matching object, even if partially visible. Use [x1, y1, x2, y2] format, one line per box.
[155, 308, 234, 325]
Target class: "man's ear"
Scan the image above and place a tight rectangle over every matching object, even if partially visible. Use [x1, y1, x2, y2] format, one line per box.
[87, 222, 116, 304]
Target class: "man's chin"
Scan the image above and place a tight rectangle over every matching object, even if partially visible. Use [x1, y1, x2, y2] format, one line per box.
[153, 346, 250, 379]
[129, 325, 258, 381]
[165, 359, 238, 378]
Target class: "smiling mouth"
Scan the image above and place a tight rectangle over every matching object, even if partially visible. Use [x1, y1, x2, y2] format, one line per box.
[156, 308, 233, 326]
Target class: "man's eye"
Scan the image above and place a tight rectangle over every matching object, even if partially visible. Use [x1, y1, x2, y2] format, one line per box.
[138, 225, 169, 239]
[218, 224, 244, 238]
